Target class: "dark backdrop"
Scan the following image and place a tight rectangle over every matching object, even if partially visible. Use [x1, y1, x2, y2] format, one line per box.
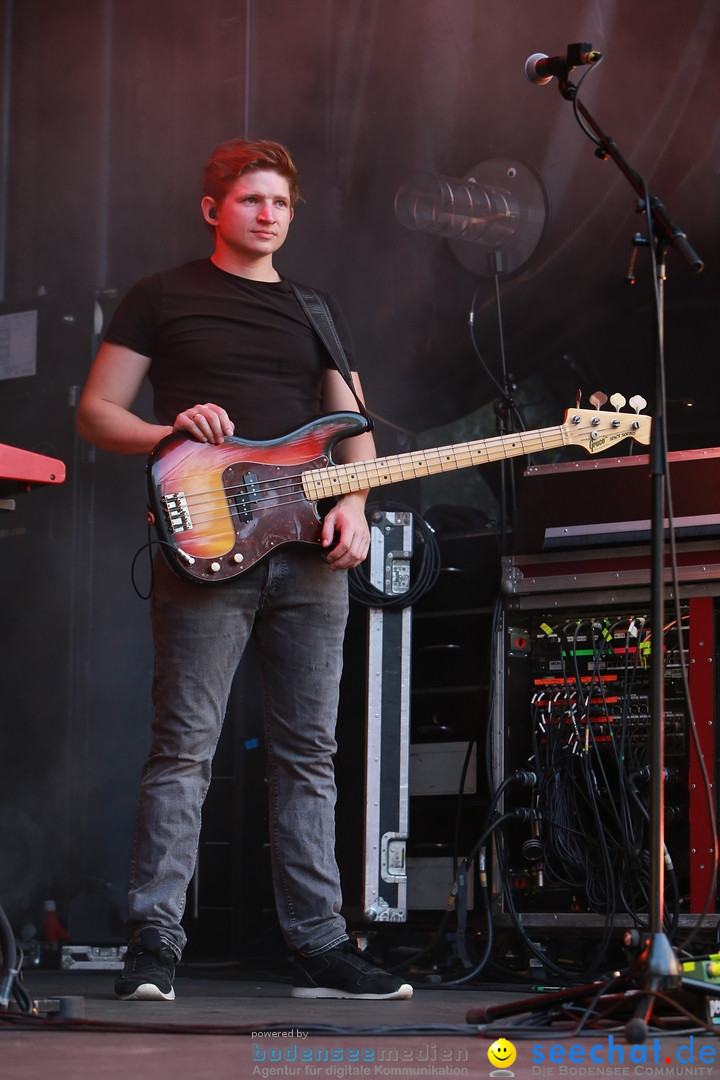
[0, 0, 717, 939]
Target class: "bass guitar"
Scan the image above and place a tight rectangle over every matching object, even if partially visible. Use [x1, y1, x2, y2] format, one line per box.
[147, 396, 651, 584]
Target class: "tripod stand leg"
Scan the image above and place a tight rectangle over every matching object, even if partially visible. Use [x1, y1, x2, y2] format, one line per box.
[625, 993, 655, 1045]
[466, 980, 608, 1024]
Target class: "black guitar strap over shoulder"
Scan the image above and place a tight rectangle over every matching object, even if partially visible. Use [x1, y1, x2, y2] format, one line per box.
[289, 281, 373, 430]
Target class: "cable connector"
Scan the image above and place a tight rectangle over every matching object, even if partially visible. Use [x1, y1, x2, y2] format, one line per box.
[0, 967, 18, 1010]
[478, 846, 488, 888]
[512, 769, 538, 787]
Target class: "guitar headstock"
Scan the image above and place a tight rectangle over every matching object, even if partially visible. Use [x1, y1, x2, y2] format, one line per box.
[563, 392, 651, 454]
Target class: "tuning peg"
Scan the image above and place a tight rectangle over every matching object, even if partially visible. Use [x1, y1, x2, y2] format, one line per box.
[589, 391, 608, 410]
[629, 394, 647, 414]
[610, 393, 626, 412]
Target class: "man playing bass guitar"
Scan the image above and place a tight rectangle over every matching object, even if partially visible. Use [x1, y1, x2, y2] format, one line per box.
[77, 138, 413, 1003]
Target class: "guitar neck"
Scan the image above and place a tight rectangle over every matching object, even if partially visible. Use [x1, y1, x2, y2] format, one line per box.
[303, 423, 568, 500]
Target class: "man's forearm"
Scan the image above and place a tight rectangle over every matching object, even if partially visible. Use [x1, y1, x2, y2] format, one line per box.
[77, 399, 172, 456]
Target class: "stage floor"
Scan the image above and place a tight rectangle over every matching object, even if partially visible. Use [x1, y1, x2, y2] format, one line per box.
[2, 966, 719, 1080]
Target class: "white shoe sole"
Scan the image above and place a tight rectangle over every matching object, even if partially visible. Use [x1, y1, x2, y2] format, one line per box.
[117, 982, 176, 1001]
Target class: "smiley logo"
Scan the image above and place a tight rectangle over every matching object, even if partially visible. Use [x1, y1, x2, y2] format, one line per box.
[488, 1038, 517, 1073]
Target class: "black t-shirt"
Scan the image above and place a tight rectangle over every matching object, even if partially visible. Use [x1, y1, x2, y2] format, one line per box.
[104, 258, 355, 441]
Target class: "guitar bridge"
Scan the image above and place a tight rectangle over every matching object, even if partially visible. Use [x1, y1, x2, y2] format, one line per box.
[161, 491, 192, 534]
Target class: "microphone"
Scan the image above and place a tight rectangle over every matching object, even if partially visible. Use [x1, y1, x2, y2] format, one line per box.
[525, 43, 601, 85]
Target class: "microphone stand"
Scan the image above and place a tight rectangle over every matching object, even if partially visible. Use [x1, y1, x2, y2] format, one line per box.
[554, 68, 703, 1038]
[466, 55, 705, 1042]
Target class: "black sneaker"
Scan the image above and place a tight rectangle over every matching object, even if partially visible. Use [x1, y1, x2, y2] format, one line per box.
[291, 940, 413, 1000]
[114, 927, 177, 1001]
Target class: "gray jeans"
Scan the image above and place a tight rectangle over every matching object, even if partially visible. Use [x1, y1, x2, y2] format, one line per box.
[125, 548, 350, 958]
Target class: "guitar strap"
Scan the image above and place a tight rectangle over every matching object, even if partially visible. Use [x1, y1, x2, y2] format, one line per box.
[289, 281, 374, 430]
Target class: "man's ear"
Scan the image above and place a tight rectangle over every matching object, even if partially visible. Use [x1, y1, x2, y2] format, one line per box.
[201, 196, 218, 224]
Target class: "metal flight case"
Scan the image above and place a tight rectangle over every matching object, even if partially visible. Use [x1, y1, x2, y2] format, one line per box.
[337, 509, 413, 924]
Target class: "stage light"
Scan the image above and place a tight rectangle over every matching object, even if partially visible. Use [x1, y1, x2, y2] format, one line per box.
[394, 156, 549, 278]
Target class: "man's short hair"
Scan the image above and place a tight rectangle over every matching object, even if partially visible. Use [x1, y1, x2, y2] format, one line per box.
[202, 139, 301, 206]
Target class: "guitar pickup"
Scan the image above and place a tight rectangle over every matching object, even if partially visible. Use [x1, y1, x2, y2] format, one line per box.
[161, 491, 192, 534]
[231, 471, 261, 523]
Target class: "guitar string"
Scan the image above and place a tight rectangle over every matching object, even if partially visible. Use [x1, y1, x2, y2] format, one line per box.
[166, 440, 591, 525]
[159, 419, 644, 529]
[164, 438, 542, 527]
[158, 425, 571, 511]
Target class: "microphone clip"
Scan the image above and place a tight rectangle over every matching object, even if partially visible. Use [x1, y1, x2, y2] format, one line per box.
[565, 41, 598, 73]
[526, 42, 601, 87]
